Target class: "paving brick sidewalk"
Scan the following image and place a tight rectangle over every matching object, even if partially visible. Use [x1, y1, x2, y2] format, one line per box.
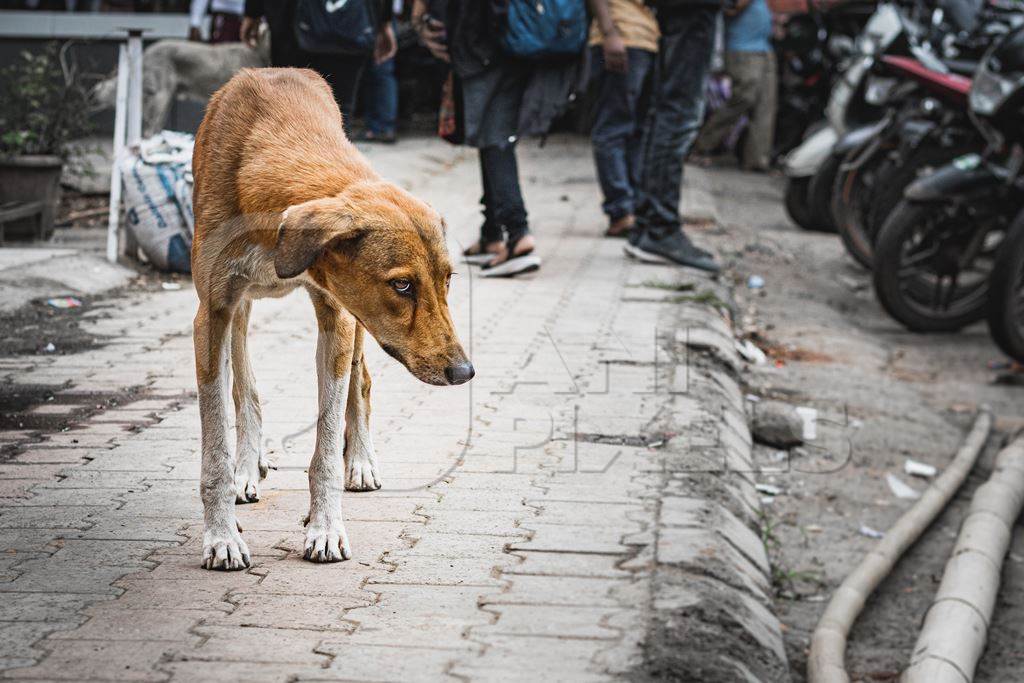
[0, 138, 786, 681]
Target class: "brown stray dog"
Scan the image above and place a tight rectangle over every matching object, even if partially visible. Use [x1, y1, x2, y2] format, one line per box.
[191, 68, 473, 571]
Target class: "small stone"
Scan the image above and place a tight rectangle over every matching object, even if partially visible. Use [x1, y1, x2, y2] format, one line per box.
[751, 401, 804, 448]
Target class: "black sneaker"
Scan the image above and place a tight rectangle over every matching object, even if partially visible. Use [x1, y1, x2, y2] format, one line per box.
[623, 230, 720, 273]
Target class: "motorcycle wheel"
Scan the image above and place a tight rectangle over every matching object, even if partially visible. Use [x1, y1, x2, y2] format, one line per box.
[986, 211, 1024, 363]
[868, 143, 979, 242]
[784, 177, 816, 231]
[873, 199, 1001, 332]
[806, 153, 841, 233]
[832, 149, 879, 269]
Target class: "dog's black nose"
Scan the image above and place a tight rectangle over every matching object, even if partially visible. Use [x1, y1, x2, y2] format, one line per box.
[444, 361, 475, 385]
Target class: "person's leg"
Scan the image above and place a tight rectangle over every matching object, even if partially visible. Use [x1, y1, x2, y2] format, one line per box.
[630, 7, 720, 272]
[464, 148, 505, 258]
[359, 57, 398, 138]
[637, 7, 718, 237]
[626, 50, 656, 213]
[477, 142, 541, 276]
[742, 50, 777, 171]
[306, 53, 369, 128]
[696, 51, 760, 156]
[467, 60, 538, 275]
[591, 46, 656, 234]
[480, 144, 528, 241]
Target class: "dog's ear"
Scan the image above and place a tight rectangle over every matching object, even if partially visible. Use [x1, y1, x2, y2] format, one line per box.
[274, 198, 360, 279]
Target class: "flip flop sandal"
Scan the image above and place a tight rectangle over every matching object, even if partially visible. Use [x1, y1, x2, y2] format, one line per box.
[463, 241, 504, 266]
[480, 234, 541, 278]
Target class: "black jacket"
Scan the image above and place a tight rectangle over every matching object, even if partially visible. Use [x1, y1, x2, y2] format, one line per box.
[244, 0, 392, 67]
[446, 0, 584, 142]
[446, 0, 503, 79]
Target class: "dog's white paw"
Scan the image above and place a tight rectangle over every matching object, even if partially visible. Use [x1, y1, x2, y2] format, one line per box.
[234, 453, 269, 504]
[303, 523, 352, 563]
[202, 525, 251, 571]
[345, 454, 381, 492]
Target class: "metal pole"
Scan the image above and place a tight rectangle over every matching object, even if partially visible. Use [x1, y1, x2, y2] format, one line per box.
[105, 44, 129, 264]
[122, 28, 145, 258]
[126, 29, 144, 145]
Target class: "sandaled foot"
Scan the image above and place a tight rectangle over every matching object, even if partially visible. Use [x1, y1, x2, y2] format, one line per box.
[481, 233, 541, 278]
[463, 240, 504, 265]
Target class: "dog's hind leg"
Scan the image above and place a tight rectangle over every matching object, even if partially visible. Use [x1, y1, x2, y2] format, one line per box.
[344, 324, 381, 491]
[142, 67, 175, 137]
[231, 298, 268, 503]
[303, 293, 355, 562]
[195, 301, 251, 571]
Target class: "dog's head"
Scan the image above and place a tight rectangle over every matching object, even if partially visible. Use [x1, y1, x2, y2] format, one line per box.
[274, 180, 474, 386]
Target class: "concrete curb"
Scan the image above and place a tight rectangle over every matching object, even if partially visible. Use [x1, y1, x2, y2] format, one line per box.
[631, 283, 791, 682]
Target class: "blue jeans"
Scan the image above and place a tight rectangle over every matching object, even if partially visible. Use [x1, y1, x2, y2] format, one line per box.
[360, 53, 398, 135]
[591, 46, 655, 221]
[637, 6, 719, 238]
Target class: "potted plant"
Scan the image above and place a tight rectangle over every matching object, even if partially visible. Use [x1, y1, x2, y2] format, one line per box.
[0, 43, 92, 241]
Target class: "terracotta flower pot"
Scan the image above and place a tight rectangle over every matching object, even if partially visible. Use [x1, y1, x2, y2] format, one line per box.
[0, 155, 64, 241]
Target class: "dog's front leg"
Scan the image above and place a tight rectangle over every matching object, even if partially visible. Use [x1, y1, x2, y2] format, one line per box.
[304, 297, 355, 562]
[344, 324, 381, 491]
[195, 303, 251, 570]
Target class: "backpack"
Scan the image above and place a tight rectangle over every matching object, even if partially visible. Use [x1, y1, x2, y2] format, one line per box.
[500, 0, 587, 59]
[294, 0, 378, 56]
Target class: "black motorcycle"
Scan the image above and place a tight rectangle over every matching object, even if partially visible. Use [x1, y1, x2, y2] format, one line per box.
[784, 0, 983, 235]
[872, 22, 1024, 333]
[829, 0, 1015, 268]
[831, 55, 980, 268]
[773, 1, 871, 158]
[981, 26, 1024, 360]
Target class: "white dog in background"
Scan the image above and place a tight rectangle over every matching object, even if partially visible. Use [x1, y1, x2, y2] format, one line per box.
[91, 27, 270, 137]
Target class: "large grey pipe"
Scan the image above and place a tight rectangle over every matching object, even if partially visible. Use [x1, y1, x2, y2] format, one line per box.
[903, 431, 1024, 682]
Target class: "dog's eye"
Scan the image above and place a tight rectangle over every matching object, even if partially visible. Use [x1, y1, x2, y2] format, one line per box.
[391, 279, 412, 295]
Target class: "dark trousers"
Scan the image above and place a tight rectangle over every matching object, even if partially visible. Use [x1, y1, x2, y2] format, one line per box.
[479, 144, 528, 244]
[636, 6, 719, 237]
[260, 0, 368, 128]
[306, 53, 370, 128]
[591, 46, 655, 221]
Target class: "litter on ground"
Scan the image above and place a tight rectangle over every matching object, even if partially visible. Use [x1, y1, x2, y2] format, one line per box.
[45, 297, 82, 309]
[886, 473, 921, 500]
[904, 459, 938, 479]
[859, 525, 885, 539]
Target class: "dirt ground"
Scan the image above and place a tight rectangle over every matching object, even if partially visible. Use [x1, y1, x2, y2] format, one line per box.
[694, 164, 1024, 681]
[0, 214, 186, 448]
